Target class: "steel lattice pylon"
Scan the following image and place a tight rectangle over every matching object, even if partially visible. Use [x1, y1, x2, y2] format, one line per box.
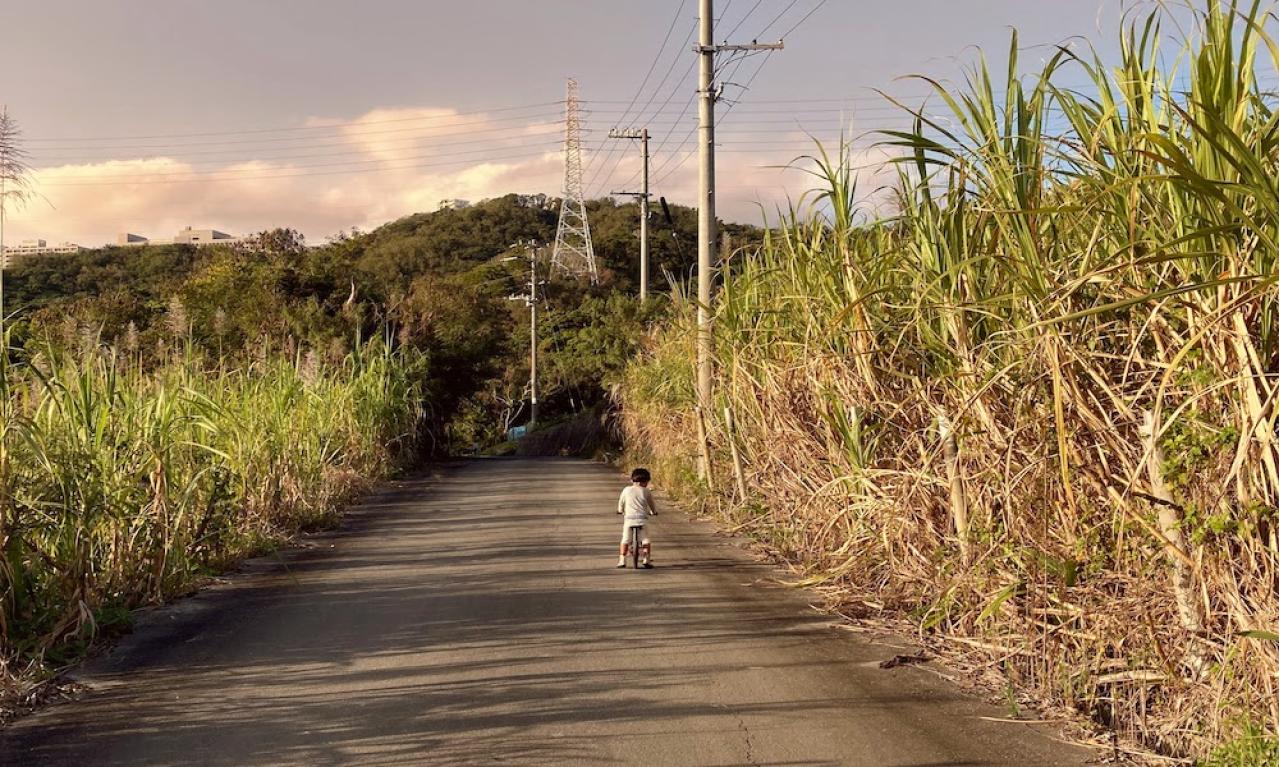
[550, 79, 597, 283]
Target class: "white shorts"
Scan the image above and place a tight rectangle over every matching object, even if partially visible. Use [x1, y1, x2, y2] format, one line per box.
[620, 521, 651, 545]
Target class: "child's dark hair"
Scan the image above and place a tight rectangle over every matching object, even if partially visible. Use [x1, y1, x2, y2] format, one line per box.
[630, 467, 651, 484]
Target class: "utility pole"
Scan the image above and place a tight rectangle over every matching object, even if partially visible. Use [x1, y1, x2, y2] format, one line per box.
[528, 242, 539, 429]
[506, 241, 542, 429]
[608, 127, 650, 302]
[694, 0, 782, 480]
[696, 0, 715, 482]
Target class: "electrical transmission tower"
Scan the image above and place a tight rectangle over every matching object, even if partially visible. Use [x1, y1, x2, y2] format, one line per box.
[551, 78, 598, 283]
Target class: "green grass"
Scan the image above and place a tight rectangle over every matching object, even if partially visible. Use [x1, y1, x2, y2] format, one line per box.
[1204, 725, 1279, 767]
[0, 334, 424, 677]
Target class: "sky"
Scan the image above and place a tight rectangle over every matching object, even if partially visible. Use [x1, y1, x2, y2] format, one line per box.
[0, 0, 1165, 247]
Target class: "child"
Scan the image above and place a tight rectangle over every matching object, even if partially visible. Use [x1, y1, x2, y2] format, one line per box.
[616, 467, 657, 568]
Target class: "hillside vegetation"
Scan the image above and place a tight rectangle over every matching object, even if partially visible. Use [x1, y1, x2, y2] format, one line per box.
[6, 194, 727, 447]
[619, 3, 1279, 761]
[0, 193, 744, 703]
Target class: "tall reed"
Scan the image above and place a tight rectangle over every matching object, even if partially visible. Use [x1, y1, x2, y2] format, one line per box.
[621, 2, 1279, 759]
[0, 333, 423, 687]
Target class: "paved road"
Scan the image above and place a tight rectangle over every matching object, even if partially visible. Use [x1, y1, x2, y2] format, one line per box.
[2, 459, 1093, 766]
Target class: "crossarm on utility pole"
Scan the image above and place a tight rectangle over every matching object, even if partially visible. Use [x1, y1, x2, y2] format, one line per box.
[605, 127, 651, 302]
[693, 2, 784, 483]
[693, 42, 784, 53]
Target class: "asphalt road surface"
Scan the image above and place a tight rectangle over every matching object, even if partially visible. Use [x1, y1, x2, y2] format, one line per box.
[1, 458, 1095, 766]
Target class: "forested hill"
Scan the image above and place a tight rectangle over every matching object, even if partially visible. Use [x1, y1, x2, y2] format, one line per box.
[5, 194, 757, 450]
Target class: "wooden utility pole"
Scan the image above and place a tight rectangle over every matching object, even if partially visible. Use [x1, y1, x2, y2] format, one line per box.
[694, 0, 782, 480]
[696, 0, 715, 482]
[528, 243, 539, 428]
[506, 241, 542, 429]
[608, 127, 650, 302]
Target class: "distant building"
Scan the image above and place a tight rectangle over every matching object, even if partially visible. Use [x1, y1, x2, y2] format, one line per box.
[1, 238, 85, 264]
[116, 227, 250, 248]
[439, 199, 471, 211]
[173, 226, 236, 245]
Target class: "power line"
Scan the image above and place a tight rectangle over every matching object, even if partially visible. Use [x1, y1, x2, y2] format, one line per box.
[614, 0, 688, 128]
[603, 19, 697, 137]
[634, 60, 760, 188]
[777, 0, 828, 38]
[585, 2, 689, 193]
[34, 118, 900, 173]
[711, 0, 780, 99]
[26, 90, 927, 168]
[607, 83, 698, 193]
[586, 26, 700, 195]
[35, 140, 563, 183]
[592, 104, 911, 114]
[32, 146, 561, 188]
[32, 105, 943, 162]
[653, 0, 828, 189]
[756, 0, 802, 37]
[750, 73, 1279, 107]
[25, 101, 565, 143]
[29, 107, 952, 160]
[23, 110, 568, 153]
[724, 0, 766, 38]
[603, 114, 894, 126]
[586, 136, 868, 149]
[585, 66, 695, 194]
[29, 126, 565, 165]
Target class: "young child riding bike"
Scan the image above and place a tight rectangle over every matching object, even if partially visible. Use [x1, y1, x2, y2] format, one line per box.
[617, 468, 657, 568]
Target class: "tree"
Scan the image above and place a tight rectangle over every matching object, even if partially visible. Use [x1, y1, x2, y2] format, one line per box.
[6, 192, 758, 451]
[0, 107, 33, 336]
[246, 227, 306, 259]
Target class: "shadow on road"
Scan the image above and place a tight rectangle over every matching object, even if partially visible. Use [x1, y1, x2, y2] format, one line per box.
[1, 459, 1090, 767]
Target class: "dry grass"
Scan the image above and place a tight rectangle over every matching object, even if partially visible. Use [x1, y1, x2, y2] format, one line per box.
[620, 2, 1279, 760]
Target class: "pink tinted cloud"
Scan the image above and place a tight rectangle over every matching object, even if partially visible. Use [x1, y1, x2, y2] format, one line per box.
[7, 107, 898, 247]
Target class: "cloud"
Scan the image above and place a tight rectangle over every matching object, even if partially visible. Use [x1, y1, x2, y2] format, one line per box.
[6, 106, 567, 247]
[643, 141, 901, 222]
[5, 107, 900, 247]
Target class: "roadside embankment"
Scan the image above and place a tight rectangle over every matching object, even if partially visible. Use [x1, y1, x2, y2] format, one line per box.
[619, 5, 1279, 761]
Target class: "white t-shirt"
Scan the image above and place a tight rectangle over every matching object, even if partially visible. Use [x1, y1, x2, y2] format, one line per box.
[618, 485, 657, 525]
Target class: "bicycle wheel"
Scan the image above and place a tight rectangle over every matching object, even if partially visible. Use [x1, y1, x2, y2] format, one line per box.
[631, 527, 641, 569]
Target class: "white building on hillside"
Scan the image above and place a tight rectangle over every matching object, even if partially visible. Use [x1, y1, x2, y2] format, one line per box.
[1, 238, 86, 265]
[173, 226, 237, 245]
[117, 227, 254, 248]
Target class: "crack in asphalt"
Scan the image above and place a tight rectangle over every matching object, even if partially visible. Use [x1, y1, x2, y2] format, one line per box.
[735, 711, 758, 767]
